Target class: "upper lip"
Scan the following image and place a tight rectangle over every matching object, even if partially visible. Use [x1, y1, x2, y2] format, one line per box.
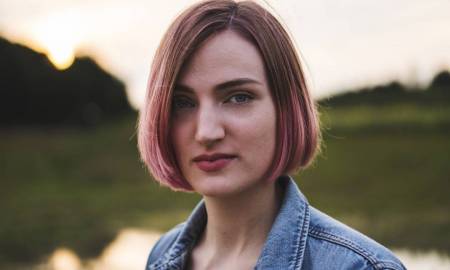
[193, 153, 237, 162]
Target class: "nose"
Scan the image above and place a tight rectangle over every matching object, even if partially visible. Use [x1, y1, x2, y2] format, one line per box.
[195, 104, 225, 148]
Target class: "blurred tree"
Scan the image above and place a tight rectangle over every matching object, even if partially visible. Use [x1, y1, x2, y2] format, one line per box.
[319, 72, 450, 108]
[0, 36, 134, 127]
[430, 71, 450, 89]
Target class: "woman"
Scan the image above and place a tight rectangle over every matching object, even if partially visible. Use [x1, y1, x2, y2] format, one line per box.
[138, 1, 406, 269]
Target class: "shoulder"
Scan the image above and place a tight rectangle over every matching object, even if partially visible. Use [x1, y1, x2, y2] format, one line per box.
[305, 206, 406, 270]
[146, 223, 185, 267]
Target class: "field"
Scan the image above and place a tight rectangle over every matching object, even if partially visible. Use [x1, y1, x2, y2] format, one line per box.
[1, 103, 449, 265]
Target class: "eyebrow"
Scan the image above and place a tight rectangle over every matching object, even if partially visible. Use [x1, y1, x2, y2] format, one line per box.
[175, 78, 261, 93]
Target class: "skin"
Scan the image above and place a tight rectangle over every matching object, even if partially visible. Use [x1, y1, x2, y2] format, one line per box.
[170, 30, 282, 270]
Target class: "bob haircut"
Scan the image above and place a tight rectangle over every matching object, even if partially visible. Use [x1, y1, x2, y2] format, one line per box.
[138, 0, 320, 191]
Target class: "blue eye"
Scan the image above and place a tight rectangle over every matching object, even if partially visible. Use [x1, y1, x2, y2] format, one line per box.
[228, 93, 252, 104]
[172, 97, 195, 110]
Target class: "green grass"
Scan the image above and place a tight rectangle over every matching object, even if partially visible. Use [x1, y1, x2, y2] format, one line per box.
[0, 105, 449, 264]
[299, 132, 450, 252]
[0, 116, 199, 263]
[319, 103, 450, 132]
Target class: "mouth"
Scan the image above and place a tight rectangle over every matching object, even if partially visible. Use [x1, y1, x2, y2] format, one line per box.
[193, 153, 237, 172]
[193, 153, 236, 162]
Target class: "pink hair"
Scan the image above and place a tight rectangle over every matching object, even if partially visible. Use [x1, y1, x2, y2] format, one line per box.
[138, 0, 321, 191]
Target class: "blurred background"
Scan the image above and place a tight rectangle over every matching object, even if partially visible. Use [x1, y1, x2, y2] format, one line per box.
[0, 0, 449, 269]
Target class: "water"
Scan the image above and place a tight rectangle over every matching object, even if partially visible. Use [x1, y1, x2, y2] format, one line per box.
[32, 229, 450, 270]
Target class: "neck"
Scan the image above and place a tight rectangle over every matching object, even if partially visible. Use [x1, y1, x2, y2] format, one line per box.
[199, 180, 283, 258]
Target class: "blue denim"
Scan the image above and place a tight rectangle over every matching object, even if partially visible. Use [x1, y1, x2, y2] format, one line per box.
[146, 176, 406, 269]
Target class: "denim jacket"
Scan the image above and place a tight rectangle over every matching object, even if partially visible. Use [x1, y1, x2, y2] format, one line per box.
[146, 176, 406, 270]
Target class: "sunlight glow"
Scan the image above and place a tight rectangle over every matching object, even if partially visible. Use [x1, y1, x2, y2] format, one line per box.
[31, 12, 84, 70]
[49, 248, 81, 270]
[45, 38, 76, 70]
[44, 230, 450, 270]
[89, 229, 161, 270]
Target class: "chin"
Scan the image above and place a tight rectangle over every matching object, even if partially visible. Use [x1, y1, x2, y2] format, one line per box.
[189, 174, 243, 198]
[195, 176, 265, 200]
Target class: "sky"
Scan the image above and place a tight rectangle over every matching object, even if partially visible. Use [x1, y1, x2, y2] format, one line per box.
[1, 0, 449, 109]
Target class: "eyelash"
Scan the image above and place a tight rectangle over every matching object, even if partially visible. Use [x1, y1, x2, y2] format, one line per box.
[172, 97, 195, 110]
[226, 93, 253, 104]
[172, 93, 254, 110]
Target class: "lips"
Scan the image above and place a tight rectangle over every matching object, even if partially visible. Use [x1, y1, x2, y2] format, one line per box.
[193, 153, 236, 162]
[193, 153, 237, 172]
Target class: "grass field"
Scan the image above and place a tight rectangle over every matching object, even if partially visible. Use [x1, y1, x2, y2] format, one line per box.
[1, 104, 449, 265]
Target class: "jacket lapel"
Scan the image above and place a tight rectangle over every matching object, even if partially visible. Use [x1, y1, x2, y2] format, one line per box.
[254, 176, 310, 270]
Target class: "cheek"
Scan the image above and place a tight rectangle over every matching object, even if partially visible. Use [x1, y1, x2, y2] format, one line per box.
[231, 105, 277, 161]
[170, 120, 192, 162]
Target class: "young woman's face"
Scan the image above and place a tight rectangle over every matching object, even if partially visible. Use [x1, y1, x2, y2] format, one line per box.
[170, 30, 277, 197]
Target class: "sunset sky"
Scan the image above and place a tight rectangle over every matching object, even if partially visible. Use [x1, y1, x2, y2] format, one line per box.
[1, 0, 449, 109]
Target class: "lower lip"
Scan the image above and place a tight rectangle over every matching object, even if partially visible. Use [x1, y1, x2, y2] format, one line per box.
[195, 157, 235, 172]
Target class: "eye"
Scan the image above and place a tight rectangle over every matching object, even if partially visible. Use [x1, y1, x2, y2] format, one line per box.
[172, 96, 195, 110]
[227, 93, 253, 104]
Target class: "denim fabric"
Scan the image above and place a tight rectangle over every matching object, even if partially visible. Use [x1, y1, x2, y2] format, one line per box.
[146, 176, 406, 270]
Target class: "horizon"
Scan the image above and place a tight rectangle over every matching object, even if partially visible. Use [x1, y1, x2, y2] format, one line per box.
[1, 0, 449, 109]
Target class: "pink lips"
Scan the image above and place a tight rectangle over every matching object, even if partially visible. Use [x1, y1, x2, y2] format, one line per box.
[193, 153, 236, 172]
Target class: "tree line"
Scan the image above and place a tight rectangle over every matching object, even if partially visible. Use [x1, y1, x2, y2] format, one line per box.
[1, 35, 449, 127]
[318, 71, 450, 107]
[0, 36, 134, 127]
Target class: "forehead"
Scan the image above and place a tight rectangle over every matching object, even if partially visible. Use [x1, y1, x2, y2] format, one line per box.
[177, 30, 267, 89]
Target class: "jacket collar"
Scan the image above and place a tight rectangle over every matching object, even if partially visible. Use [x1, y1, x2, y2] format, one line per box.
[254, 175, 310, 270]
[150, 175, 310, 270]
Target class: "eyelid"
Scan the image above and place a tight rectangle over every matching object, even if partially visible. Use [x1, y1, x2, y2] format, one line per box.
[225, 91, 254, 104]
[173, 93, 194, 102]
[172, 90, 255, 106]
[172, 94, 196, 109]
